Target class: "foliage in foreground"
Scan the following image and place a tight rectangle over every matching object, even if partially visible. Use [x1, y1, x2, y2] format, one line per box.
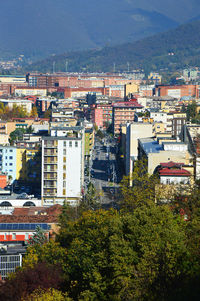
[1, 203, 200, 300]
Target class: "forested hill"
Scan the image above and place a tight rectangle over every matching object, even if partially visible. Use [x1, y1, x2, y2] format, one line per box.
[27, 19, 200, 73]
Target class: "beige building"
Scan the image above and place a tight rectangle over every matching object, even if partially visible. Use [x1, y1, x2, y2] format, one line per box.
[14, 87, 47, 97]
[125, 122, 153, 175]
[138, 137, 192, 175]
[124, 82, 139, 99]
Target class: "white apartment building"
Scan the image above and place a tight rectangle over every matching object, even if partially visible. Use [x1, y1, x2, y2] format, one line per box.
[41, 127, 84, 206]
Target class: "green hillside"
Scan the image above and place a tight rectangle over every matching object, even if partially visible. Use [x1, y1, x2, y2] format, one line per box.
[26, 20, 200, 73]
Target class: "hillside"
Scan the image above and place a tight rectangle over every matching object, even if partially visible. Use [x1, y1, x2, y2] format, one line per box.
[1, 0, 200, 59]
[26, 19, 200, 73]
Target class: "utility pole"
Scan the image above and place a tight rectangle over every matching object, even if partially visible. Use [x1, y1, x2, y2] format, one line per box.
[65, 60, 68, 73]
[113, 62, 116, 73]
[127, 62, 130, 73]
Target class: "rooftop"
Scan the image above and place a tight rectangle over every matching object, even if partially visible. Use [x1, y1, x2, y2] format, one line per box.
[139, 138, 163, 154]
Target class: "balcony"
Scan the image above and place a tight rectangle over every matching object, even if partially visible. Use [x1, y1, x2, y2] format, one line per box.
[43, 184, 57, 188]
[44, 142, 58, 148]
[44, 167, 57, 172]
[44, 150, 57, 156]
[44, 173, 57, 180]
[44, 159, 57, 164]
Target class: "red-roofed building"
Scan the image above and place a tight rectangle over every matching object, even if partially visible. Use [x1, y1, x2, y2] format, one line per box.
[158, 161, 191, 185]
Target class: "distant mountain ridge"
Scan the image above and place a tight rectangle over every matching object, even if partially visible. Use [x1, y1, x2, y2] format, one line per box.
[0, 0, 200, 59]
[26, 19, 200, 73]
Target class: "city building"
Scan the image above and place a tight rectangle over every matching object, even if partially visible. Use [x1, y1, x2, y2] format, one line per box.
[125, 122, 153, 175]
[112, 101, 143, 135]
[41, 127, 84, 206]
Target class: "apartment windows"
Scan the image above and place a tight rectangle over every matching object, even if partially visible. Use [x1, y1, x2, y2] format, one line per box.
[75, 141, 78, 147]
[63, 165, 66, 170]
[63, 149, 66, 155]
[63, 189, 66, 195]
[63, 181, 66, 187]
[63, 173, 66, 179]
[63, 141, 66, 147]
[69, 141, 72, 147]
[9, 156, 13, 159]
[63, 157, 66, 163]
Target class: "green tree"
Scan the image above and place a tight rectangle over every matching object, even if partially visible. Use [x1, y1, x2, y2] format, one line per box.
[186, 100, 197, 121]
[28, 226, 47, 247]
[56, 207, 193, 300]
[22, 288, 72, 301]
[120, 159, 159, 211]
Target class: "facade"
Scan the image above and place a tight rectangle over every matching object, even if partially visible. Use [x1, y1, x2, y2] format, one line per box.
[0, 253, 22, 280]
[0, 99, 32, 114]
[155, 84, 199, 99]
[138, 138, 192, 175]
[0, 146, 17, 183]
[14, 87, 47, 97]
[125, 122, 153, 175]
[112, 101, 143, 135]
[41, 127, 84, 206]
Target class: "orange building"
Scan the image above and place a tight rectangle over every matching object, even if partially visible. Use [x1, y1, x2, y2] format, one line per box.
[0, 174, 7, 189]
[155, 84, 199, 98]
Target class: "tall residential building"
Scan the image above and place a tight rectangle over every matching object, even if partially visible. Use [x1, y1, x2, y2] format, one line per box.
[112, 101, 143, 135]
[41, 127, 84, 206]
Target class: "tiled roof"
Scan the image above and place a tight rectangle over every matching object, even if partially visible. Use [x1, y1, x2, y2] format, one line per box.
[159, 168, 191, 176]
[0, 215, 58, 223]
[160, 161, 184, 168]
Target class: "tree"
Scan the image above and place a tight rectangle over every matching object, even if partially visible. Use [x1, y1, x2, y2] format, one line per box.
[0, 262, 63, 301]
[120, 159, 159, 211]
[56, 207, 193, 300]
[30, 106, 38, 118]
[22, 288, 72, 301]
[28, 226, 47, 247]
[186, 100, 197, 121]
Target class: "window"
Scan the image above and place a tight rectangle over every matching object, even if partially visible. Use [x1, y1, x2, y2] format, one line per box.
[10, 150, 13, 152]
[5, 156, 7, 159]
[63, 157, 66, 163]
[25, 233, 29, 240]
[69, 141, 72, 147]
[9, 156, 13, 159]
[63, 141, 66, 147]
[63, 165, 66, 170]
[75, 141, 78, 147]
[63, 181, 66, 187]
[63, 149, 66, 155]
[9, 163, 13, 166]
[13, 233, 16, 240]
[63, 173, 66, 179]
[4, 233, 6, 240]
[63, 189, 66, 195]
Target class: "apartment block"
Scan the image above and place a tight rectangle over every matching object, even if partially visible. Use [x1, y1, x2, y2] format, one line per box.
[41, 127, 84, 206]
[112, 101, 143, 135]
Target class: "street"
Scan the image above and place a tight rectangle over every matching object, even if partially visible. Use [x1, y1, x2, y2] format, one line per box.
[88, 135, 120, 206]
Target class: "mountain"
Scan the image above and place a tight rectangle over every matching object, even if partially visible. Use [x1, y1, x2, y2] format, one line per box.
[26, 19, 200, 73]
[0, 0, 200, 59]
